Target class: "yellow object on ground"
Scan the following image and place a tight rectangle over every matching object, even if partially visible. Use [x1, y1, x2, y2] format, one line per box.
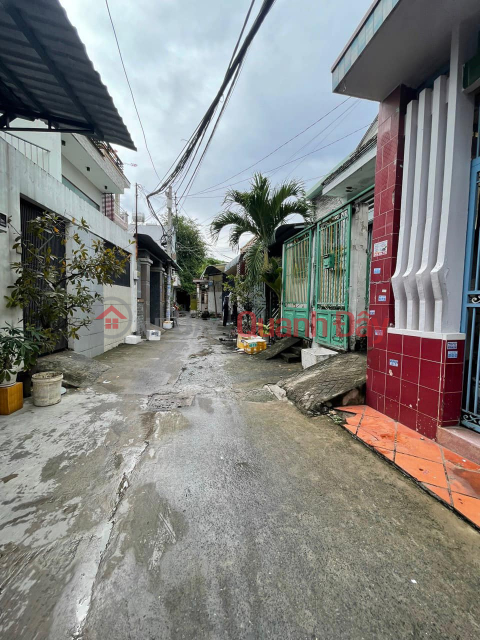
[244, 338, 267, 355]
[0, 382, 23, 415]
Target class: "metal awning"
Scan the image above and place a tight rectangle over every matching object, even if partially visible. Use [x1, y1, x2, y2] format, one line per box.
[0, 0, 135, 149]
[137, 234, 180, 271]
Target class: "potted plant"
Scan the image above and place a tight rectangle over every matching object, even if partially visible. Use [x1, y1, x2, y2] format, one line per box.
[0, 324, 42, 388]
[5, 212, 131, 406]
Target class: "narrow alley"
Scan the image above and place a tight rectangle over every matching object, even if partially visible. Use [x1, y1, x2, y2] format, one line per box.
[1, 315, 479, 640]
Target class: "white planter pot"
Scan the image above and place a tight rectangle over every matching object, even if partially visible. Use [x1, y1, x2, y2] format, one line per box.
[32, 371, 63, 407]
[0, 379, 16, 388]
[163, 321, 173, 330]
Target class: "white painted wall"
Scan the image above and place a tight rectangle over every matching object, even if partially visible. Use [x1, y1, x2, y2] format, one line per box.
[62, 156, 103, 209]
[0, 137, 134, 357]
[207, 276, 223, 315]
[1, 119, 62, 181]
[392, 23, 476, 336]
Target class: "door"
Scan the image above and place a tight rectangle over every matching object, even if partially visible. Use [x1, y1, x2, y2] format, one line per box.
[20, 199, 68, 353]
[461, 157, 480, 432]
[281, 228, 312, 338]
[314, 205, 352, 349]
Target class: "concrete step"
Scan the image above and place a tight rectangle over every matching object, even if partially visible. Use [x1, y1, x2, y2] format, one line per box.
[280, 351, 301, 363]
[290, 346, 303, 356]
[301, 345, 337, 369]
[437, 426, 480, 465]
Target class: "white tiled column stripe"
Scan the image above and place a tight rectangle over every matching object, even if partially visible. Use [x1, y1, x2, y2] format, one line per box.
[431, 23, 476, 333]
[404, 88, 433, 330]
[393, 25, 476, 335]
[391, 100, 418, 329]
[417, 75, 448, 332]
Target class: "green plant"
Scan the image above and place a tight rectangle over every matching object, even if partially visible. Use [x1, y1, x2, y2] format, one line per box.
[5, 212, 131, 352]
[261, 257, 283, 298]
[224, 274, 253, 311]
[210, 173, 314, 286]
[0, 324, 43, 384]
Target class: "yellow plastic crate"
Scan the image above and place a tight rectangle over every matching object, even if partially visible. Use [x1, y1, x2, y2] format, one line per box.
[244, 338, 267, 355]
[237, 334, 256, 350]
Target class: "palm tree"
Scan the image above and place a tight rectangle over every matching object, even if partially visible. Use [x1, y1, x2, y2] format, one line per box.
[210, 173, 314, 284]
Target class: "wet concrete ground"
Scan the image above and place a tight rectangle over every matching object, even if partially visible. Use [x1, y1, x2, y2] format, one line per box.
[1, 316, 480, 639]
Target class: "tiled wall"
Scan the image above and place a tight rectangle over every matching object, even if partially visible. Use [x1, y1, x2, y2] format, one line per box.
[368, 333, 464, 440]
[366, 86, 464, 440]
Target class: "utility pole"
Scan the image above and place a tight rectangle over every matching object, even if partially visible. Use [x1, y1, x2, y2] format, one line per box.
[166, 185, 173, 324]
[135, 182, 138, 258]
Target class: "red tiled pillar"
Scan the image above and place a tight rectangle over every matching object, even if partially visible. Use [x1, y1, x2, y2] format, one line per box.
[366, 86, 465, 440]
[367, 87, 410, 415]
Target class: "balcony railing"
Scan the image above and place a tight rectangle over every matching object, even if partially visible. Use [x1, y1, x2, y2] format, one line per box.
[89, 138, 124, 173]
[0, 131, 50, 172]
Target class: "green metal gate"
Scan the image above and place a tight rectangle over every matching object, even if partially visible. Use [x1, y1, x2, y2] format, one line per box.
[314, 206, 351, 349]
[281, 228, 312, 338]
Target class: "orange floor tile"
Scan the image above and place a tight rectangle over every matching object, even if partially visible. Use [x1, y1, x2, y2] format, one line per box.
[336, 405, 480, 530]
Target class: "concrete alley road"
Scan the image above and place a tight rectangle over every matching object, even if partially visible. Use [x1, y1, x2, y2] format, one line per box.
[1, 316, 480, 640]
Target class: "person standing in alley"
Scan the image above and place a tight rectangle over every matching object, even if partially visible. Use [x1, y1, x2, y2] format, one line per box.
[222, 293, 229, 326]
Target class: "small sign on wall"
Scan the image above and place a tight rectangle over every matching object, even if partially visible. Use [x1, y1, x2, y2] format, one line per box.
[378, 295, 387, 302]
[447, 342, 457, 350]
[0, 212, 6, 233]
[373, 267, 381, 275]
[389, 359, 399, 367]
[373, 240, 388, 257]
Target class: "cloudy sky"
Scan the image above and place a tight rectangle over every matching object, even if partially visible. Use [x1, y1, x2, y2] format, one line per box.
[60, 0, 378, 260]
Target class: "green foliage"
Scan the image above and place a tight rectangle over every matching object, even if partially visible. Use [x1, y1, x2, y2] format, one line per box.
[224, 274, 253, 311]
[0, 324, 43, 383]
[173, 215, 211, 296]
[5, 212, 131, 353]
[210, 173, 314, 287]
[261, 257, 283, 298]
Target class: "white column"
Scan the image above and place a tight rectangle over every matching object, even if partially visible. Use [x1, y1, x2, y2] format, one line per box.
[403, 88, 432, 330]
[348, 202, 369, 349]
[431, 24, 476, 333]
[416, 75, 448, 332]
[391, 100, 418, 329]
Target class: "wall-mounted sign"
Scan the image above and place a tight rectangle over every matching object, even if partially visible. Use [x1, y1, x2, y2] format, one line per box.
[373, 240, 388, 257]
[378, 295, 387, 302]
[373, 267, 381, 275]
[447, 342, 457, 350]
[447, 351, 458, 359]
[369, 310, 375, 315]
[0, 212, 7, 233]
[374, 329, 383, 336]
[389, 359, 399, 367]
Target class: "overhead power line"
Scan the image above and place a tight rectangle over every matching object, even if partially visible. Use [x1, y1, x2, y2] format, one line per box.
[187, 120, 368, 199]
[189, 96, 352, 197]
[104, 0, 161, 182]
[147, 0, 278, 199]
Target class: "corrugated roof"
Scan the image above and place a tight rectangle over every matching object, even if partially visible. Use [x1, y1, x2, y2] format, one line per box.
[0, 0, 135, 150]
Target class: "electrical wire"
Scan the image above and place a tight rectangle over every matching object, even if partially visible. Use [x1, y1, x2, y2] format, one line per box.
[189, 121, 369, 199]
[104, 0, 161, 182]
[279, 100, 360, 181]
[147, 0, 277, 199]
[188, 97, 352, 197]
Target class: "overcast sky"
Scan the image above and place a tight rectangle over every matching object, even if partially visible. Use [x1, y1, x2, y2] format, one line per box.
[60, 0, 378, 261]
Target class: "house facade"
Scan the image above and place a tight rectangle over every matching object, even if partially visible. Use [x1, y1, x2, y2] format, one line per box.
[332, 0, 480, 445]
[194, 265, 226, 317]
[133, 227, 180, 336]
[280, 123, 376, 364]
[0, 0, 136, 358]
[0, 125, 134, 357]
